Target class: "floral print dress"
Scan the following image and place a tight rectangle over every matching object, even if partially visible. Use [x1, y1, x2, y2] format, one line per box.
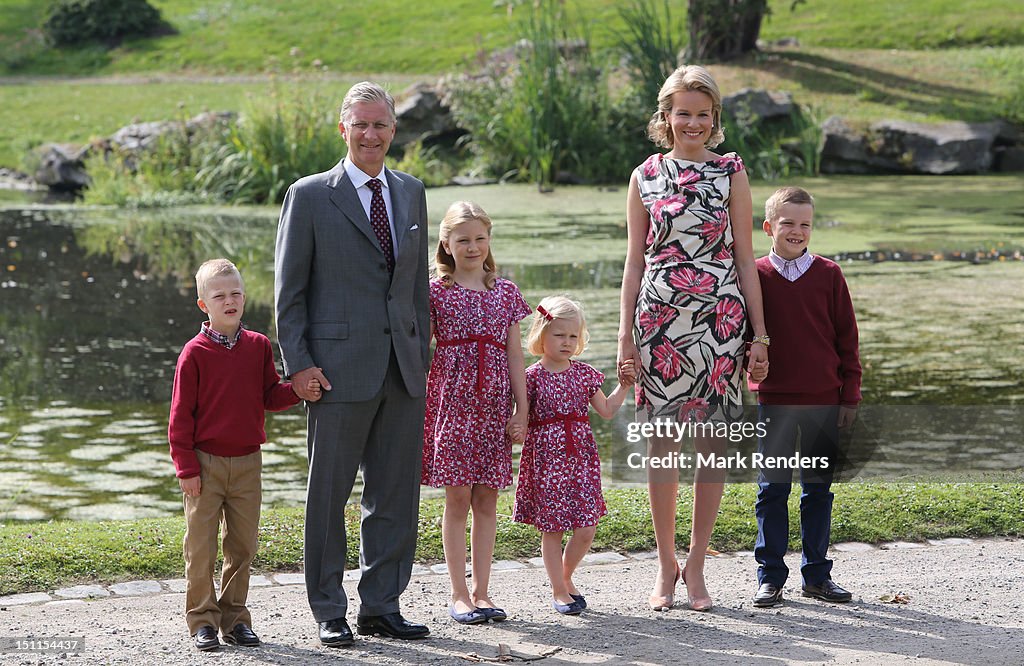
[633, 152, 747, 424]
[422, 277, 531, 489]
[513, 361, 607, 532]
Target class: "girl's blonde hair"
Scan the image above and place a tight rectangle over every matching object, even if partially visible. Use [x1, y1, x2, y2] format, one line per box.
[434, 200, 498, 289]
[526, 295, 589, 357]
[647, 65, 725, 150]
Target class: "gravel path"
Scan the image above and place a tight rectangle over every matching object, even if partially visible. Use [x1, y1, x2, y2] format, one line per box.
[2, 538, 1022, 665]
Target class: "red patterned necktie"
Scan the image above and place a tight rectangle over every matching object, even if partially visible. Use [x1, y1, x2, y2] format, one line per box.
[366, 178, 394, 274]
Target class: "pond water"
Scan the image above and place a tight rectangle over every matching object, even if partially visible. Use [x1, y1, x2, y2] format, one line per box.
[0, 201, 1021, 522]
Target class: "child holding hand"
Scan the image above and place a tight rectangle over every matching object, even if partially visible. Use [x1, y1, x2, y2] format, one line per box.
[169, 258, 319, 651]
[422, 201, 531, 625]
[513, 296, 635, 615]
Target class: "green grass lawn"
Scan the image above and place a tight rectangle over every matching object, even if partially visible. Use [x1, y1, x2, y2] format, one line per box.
[1, 1, 1022, 169]
[2, 484, 1022, 595]
[2, 0, 1021, 76]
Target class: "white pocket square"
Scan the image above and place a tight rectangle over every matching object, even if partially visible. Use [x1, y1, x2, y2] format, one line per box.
[409, 225, 419, 231]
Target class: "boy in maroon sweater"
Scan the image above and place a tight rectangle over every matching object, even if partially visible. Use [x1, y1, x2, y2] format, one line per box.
[747, 187, 861, 609]
[168, 258, 320, 651]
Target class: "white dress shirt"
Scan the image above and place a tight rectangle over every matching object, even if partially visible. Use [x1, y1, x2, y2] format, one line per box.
[768, 248, 815, 281]
[344, 158, 398, 261]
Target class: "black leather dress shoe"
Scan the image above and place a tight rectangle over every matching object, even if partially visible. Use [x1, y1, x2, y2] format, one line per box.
[193, 625, 220, 651]
[802, 579, 853, 603]
[753, 583, 784, 608]
[356, 613, 430, 639]
[318, 618, 355, 647]
[223, 623, 260, 647]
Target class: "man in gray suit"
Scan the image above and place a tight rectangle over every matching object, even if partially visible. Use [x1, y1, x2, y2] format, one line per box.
[274, 81, 430, 647]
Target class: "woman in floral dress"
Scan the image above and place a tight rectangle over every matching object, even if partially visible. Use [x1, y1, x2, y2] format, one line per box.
[617, 65, 770, 612]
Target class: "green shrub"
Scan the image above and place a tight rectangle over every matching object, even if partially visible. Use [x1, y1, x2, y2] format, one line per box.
[616, 0, 685, 109]
[719, 105, 823, 180]
[443, 0, 634, 187]
[83, 78, 342, 206]
[194, 82, 341, 204]
[42, 0, 167, 47]
[389, 140, 462, 188]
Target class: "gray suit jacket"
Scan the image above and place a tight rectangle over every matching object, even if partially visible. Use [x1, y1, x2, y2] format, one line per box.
[274, 159, 430, 402]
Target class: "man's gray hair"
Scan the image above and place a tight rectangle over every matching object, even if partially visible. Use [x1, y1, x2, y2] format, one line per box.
[340, 81, 396, 124]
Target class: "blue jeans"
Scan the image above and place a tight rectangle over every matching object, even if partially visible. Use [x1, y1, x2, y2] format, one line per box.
[754, 404, 838, 587]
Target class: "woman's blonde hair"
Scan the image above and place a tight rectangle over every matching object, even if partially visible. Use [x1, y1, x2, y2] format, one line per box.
[647, 65, 725, 150]
[526, 295, 589, 357]
[434, 201, 498, 289]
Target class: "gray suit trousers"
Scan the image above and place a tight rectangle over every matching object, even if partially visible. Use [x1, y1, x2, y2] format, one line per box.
[303, 352, 425, 621]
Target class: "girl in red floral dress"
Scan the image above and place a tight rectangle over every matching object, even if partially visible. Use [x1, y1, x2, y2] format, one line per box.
[422, 201, 530, 625]
[513, 296, 635, 615]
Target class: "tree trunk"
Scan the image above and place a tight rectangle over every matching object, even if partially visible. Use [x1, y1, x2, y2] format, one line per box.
[687, 0, 767, 62]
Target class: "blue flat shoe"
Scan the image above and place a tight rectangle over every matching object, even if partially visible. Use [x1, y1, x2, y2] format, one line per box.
[449, 605, 488, 625]
[480, 606, 508, 622]
[570, 593, 587, 609]
[552, 599, 584, 615]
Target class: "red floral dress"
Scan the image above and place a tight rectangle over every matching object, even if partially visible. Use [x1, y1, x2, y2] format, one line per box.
[633, 153, 748, 424]
[422, 277, 531, 489]
[513, 361, 607, 532]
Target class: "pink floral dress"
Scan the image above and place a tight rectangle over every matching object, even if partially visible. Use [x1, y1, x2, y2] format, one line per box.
[513, 361, 607, 532]
[633, 153, 747, 424]
[422, 277, 531, 489]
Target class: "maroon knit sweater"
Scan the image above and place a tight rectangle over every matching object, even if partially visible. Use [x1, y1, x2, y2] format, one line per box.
[168, 328, 299, 479]
[748, 256, 862, 406]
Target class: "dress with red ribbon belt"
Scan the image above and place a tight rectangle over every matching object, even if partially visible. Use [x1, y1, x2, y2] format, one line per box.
[529, 413, 591, 456]
[435, 334, 506, 392]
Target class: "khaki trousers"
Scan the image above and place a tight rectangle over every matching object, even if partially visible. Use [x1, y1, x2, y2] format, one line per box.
[182, 449, 261, 634]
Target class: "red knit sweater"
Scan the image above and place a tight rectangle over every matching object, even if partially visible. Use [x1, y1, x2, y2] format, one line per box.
[748, 256, 862, 406]
[168, 328, 300, 479]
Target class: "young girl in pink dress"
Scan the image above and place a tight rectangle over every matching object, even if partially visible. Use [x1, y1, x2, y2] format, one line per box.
[422, 201, 531, 625]
[513, 296, 635, 615]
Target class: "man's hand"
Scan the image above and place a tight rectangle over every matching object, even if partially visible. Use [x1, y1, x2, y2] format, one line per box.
[293, 366, 331, 400]
[179, 476, 201, 497]
[838, 406, 858, 429]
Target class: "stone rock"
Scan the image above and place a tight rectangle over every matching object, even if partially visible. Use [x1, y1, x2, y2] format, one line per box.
[110, 112, 235, 153]
[819, 116, 875, 174]
[110, 120, 179, 153]
[109, 580, 162, 596]
[871, 119, 998, 174]
[450, 175, 497, 186]
[821, 116, 1003, 174]
[186, 111, 237, 132]
[34, 143, 92, 191]
[394, 83, 461, 148]
[995, 145, 1024, 172]
[723, 89, 795, 125]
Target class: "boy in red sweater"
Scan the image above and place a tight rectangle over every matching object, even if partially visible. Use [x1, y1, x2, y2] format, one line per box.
[168, 258, 320, 651]
[748, 187, 861, 609]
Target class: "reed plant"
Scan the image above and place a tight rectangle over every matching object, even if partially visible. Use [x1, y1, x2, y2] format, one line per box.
[719, 105, 823, 180]
[82, 77, 341, 206]
[195, 81, 340, 204]
[615, 0, 684, 109]
[444, 0, 626, 187]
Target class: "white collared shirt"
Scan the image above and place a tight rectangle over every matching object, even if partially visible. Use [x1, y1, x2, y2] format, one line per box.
[344, 158, 398, 261]
[768, 248, 815, 281]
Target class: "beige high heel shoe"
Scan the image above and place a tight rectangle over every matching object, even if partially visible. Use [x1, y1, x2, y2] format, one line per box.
[681, 567, 714, 612]
[648, 562, 681, 611]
